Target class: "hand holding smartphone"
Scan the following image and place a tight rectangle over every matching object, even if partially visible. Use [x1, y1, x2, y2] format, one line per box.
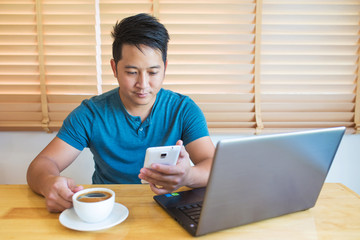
[141, 145, 181, 184]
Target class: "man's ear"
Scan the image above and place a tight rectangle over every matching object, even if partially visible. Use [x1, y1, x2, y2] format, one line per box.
[110, 59, 117, 77]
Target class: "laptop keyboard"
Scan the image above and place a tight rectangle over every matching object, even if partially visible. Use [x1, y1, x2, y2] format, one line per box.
[177, 202, 203, 223]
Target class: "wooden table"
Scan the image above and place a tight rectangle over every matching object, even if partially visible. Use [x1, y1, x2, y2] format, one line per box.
[1, 183, 360, 239]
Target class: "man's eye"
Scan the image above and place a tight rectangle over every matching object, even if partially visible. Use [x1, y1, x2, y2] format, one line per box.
[149, 72, 158, 76]
[126, 71, 137, 75]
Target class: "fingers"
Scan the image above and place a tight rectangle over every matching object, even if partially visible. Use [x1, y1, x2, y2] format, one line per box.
[71, 185, 84, 193]
[44, 177, 80, 212]
[139, 166, 184, 193]
[149, 183, 173, 195]
[151, 162, 181, 175]
[46, 189, 72, 212]
[68, 178, 84, 193]
[140, 165, 184, 183]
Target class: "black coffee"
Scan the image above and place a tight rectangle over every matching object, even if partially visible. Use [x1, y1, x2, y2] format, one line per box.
[77, 191, 112, 203]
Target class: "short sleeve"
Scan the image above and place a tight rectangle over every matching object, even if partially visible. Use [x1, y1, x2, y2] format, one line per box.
[181, 98, 209, 146]
[56, 100, 94, 151]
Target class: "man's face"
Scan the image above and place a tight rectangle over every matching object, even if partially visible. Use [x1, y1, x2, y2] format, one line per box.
[111, 44, 167, 115]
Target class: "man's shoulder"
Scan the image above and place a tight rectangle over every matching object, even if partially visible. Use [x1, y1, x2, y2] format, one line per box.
[82, 87, 119, 108]
[69, 88, 120, 119]
[88, 87, 118, 103]
[158, 88, 192, 104]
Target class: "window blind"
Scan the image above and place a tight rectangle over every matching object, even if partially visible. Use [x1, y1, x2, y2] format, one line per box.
[157, 0, 257, 133]
[42, 0, 97, 130]
[0, 0, 359, 133]
[0, 0, 97, 131]
[260, 0, 359, 133]
[0, 0, 40, 130]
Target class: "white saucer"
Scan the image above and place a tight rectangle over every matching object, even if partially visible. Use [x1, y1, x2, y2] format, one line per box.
[59, 203, 129, 231]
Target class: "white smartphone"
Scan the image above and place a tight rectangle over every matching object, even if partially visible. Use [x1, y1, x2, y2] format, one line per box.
[141, 145, 181, 184]
[143, 145, 181, 169]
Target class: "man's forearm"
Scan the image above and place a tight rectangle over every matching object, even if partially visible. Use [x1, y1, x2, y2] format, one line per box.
[186, 157, 212, 188]
[27, 156, 61, 196]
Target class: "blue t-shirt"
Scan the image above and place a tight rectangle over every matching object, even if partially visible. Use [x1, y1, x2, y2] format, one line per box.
[57, 88, 209, 184]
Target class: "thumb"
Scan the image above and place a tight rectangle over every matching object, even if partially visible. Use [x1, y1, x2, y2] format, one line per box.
[176, 140, 183, 146]
[67, 178, 83, 193]
[175, 140, 188, 164]
[72, 185, 84, 193]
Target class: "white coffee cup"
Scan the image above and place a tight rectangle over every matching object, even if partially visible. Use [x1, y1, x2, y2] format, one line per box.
[72, 187, 115, 223]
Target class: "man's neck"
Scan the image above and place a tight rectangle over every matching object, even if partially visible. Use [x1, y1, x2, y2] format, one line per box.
[119, 93, 156, 122]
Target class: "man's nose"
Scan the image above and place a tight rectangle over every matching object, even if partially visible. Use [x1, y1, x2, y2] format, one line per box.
[137, 72, 149, 88]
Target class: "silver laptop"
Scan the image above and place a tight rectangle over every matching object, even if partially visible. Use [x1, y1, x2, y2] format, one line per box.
[153, 127, 345, 236]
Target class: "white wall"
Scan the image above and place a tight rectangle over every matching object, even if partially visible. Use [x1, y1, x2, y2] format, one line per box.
[0, 131, 94, 185]
[0, 131, 359, 195]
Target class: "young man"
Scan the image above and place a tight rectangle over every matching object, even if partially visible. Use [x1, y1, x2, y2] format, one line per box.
[27, 13, 215, 213]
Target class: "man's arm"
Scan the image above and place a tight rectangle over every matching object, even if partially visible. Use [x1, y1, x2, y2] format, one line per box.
[179, 136, 214, 188]
[139, 136, 215, 194]
[27, 137, 83, 212]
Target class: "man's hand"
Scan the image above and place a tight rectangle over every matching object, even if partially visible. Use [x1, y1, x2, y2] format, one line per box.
[42, 176, 83, 213]
[139, 140, 192, 195]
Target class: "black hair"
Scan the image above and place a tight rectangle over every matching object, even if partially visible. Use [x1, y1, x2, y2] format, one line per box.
[111, 13, 170, 66]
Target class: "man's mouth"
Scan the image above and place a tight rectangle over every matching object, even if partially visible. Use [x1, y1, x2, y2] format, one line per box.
[136, 92, 149, 98]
